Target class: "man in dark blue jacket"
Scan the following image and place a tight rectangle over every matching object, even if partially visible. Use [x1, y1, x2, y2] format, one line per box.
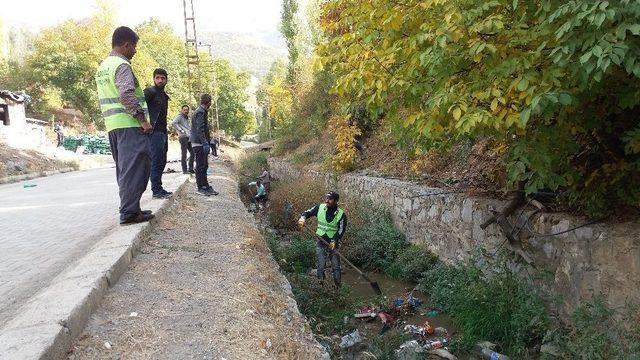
[144, 68, 172, 199]
[190, 94, 219, 196]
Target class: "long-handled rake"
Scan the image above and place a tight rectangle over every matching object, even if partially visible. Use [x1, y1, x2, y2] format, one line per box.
[300, 225, 382, 295]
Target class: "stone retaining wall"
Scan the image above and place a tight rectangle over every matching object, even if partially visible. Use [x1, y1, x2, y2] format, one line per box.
[269, 158, 640, 317]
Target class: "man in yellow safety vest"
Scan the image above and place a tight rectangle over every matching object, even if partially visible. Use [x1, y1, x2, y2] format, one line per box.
[298, 191, 347, 288]
[95, 26, 154, 225]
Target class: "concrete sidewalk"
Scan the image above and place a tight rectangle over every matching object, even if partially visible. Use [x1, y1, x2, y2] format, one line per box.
[0, 166, 189, 359]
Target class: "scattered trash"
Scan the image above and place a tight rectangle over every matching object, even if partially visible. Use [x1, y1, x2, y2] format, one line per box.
[396, 340, 425, 360]
[404, 324, 426, 337]
[425, 309, 439, 317]
[103, 341, 112, 350]
[339, 329, 362, 349]
[403, 321, 438, 340]
[473, 342, 510, 360]
[424, 338, 448, 350]
[393, 297, 405, 307]
[354, 306, 377, 319]
[428, 348, 458, 360]
[343, 315, 349, 325]
[129, 312, 138, 317]
[207, 168, 213, 175]
[23, 183, 37, 188]
[377, 311, 394, 324]
[407, 295, 423, 308]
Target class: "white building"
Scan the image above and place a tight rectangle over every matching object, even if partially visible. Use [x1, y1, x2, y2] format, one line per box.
[0, 90, 46, 148]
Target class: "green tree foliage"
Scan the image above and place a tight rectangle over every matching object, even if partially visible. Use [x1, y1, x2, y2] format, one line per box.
[280, 0, 301, 84]
[134, 18, 190, 119]
[319, 0, 640, 215]
[29, 3, 113, 122]
[209, 59, 254, 141]
[258, 0, 336, 153]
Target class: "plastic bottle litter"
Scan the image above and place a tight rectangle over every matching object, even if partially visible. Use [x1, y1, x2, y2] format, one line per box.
[424, 338, 448, 350]
[339, 329, 362, 349]
[393, 297, 405, 307]
[23, 184, 37, 188]
[354, 306, 377, 318]
[474, 348, 510, 360]
[473, 343, 510, 360]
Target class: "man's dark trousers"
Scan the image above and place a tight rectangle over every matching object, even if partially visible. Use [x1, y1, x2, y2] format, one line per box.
[193, 145, 209, 189]
[149, 131, 168, 195]
[179, 136, 194, 173]
[316, 240, 341, 286]
[108, 128, 151, 218]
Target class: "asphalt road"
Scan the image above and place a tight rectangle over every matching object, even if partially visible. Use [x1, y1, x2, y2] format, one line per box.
[0, 166, 180, 323]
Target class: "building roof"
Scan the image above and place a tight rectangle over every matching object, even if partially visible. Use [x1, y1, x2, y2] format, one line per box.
[0, 90, 28, 104]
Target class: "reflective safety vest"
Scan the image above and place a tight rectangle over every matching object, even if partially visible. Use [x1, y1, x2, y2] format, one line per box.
[95, 55, 148, 132]
[316, 203, 344, 239]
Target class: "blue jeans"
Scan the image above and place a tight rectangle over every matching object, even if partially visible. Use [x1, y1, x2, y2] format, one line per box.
[149, 131, 168, 195]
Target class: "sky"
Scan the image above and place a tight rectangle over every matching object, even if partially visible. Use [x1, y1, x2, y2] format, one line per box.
[1, 0, 299, 43]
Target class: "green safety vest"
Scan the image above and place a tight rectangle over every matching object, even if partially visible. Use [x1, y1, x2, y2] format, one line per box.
[316, 203, 344, 239]
[95, 55, 148, 132]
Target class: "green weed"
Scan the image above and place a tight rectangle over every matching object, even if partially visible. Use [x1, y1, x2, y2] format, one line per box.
[419, 259, 549, 356]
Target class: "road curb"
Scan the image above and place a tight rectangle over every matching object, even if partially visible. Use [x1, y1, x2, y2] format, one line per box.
[0, 175, 192, 360]
[0, 167, 78, 185]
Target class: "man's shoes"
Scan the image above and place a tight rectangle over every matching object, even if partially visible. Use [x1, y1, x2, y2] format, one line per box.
[206, 186, 219, 196]
[189, 169, 195, 174]
[120, 213, 155, 225]
[197, 187, 213, 196]
[161, 189, 173, 196]
[152, 192, 170, 199]
[141, 210, 152, 215]
[183, 171, 189, 175]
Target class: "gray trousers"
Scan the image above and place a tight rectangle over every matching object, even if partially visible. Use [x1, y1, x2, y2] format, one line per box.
[108, 127, 151, 217]
[316, 240, 341, 285]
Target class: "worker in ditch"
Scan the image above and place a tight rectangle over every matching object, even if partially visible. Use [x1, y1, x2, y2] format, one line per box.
[298, 191, 347, 289]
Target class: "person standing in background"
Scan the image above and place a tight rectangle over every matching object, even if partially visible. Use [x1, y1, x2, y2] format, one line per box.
[54, 120, 65, 147]
[172, 104, 194, 175]
[190, 94, 218, 196]
[144, 68, 172, 199]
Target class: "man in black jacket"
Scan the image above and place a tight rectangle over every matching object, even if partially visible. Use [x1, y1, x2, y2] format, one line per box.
[190, 94, 219, 196]
[144, 68, 172, 199]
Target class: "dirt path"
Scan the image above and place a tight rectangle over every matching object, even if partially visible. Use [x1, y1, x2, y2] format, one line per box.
[68, 159, 326, 360]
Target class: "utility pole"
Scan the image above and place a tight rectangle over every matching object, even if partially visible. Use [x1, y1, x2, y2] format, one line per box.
[182, 0, 201, 103]
[198, 42, 221, 144]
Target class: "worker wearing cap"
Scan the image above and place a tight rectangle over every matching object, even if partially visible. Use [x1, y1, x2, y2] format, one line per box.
[298, 191, 347, 288]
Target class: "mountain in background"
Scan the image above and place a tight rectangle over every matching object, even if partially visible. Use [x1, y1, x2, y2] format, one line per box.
[199, 31, 286, 79]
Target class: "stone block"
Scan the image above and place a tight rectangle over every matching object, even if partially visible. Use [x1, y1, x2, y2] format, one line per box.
[462, 199, 473, 223]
